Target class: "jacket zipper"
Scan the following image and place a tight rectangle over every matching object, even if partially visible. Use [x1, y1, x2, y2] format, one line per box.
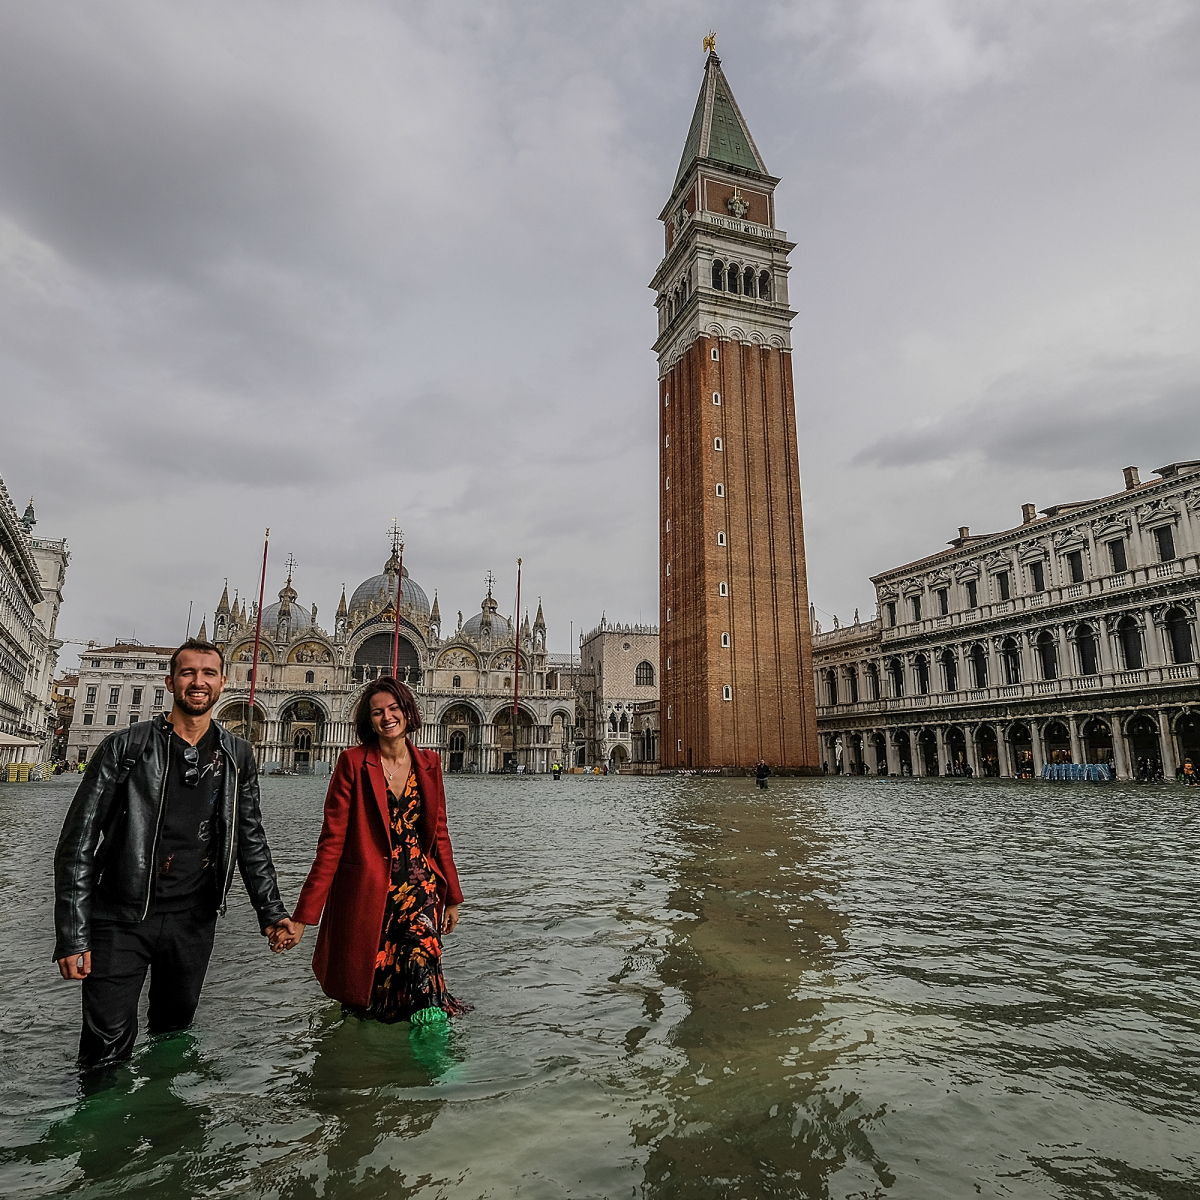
[141, 729, 171, 921]
[220, 747, 238, 916]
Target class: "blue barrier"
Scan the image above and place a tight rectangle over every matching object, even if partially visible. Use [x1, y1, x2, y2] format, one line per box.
[1041, 762, 1111, 782]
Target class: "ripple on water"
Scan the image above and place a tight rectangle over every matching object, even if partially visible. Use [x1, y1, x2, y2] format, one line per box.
[0, 772, 1198, 1198]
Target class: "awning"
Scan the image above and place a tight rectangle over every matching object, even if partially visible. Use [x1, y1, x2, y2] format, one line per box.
[0, 732, 41, 749]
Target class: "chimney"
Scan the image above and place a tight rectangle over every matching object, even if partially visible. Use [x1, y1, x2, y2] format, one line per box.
[1021, 503, 1037, 525]
[958, 526, 970, 540]
[1123, 465, 1140, 490]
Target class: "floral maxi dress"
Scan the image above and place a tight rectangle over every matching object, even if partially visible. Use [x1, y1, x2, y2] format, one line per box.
[365, 771, 465, 1023]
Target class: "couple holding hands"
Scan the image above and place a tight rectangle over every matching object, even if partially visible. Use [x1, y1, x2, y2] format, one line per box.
[53, 639, 465, 1070]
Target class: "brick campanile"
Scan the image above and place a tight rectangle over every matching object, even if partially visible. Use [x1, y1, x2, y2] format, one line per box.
[652, 51, 819, 771]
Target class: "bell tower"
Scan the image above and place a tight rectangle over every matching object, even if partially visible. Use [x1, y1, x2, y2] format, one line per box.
[652, 47, 819, 771]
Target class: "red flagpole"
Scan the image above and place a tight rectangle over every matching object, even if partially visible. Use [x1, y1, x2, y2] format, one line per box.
[391, 534, 405, 678]
[247, 528, 270, 747]
[512, 558, 522, 760]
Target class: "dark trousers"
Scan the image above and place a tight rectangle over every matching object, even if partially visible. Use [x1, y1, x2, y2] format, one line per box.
[80, 908, 217, 1069]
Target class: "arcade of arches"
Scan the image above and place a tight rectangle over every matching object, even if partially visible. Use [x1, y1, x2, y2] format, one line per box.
[822, 707, 1200, 781]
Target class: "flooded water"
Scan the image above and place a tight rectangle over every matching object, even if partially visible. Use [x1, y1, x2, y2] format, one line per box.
[1, 772, 1198, 1198]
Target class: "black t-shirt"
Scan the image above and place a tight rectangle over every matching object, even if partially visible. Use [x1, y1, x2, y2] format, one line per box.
[154, 724, 222, 912]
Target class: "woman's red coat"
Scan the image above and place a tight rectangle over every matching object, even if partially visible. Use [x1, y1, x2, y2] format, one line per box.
[292, 742, 464, 1008]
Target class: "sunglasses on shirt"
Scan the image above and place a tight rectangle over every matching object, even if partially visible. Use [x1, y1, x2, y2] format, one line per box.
[182, 745, 200, 787]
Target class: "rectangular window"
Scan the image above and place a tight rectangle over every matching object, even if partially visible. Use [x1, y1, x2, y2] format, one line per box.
[666, 563, 670, 577]
[1155, 525, 1176, 562]
[722, 685, 732, 701]
[1108, 539, 1127, 573]
[665, 519, 670, 532]
[717, 531, 726, 546]
[910, 596, 922, 623]
[664, 434, 669, 447]
[715, 484, 724, 497]
[86, 686, 97, 704]
[965, 579, 978, 608]
[1067, 550, 1085, 583]
[129, 714, 138, 724]
[157, 661, 168, 670]
[131, 687, 143, 706]
[997, 571, 1010, 602]
[665, 476, 669, 490]
[666, 608, 671, 622]
[114, 660, 124, 669]
[712, 392, 721, 404]
[936, 588, 948, 616]
[721, 632, 730, 647]
[109, 687, 120, 705]
[136, 661, 146, 669]
[886, 601, 896, 627]
[713, 437, 723, 451]
[83, 712, 94, 725]
[1030, 561, 1045, 592]
[664, 394, 669, 407]
[106, 713, 117, 726]
[719, 582, 728, 596]
[154, 688, 165, 707]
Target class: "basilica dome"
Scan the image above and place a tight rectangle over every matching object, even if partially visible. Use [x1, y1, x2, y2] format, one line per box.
[349, 561, 430, 623]
[461, 592, 513, 643]
[261, 598, 312, 636]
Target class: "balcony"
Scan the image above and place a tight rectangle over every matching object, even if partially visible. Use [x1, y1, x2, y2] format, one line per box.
[815, 661, 1198, 719]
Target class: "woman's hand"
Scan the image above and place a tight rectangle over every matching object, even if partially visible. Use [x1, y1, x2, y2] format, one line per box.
[441, 905, 460, 935]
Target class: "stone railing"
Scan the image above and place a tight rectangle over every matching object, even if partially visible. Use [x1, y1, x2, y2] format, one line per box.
[816, 660, 1199, 719]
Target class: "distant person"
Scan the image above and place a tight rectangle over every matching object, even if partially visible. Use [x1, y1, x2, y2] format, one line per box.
[755, 759, 770, 790]
[53, 639, 290, 1071]
[274, 678, 465, 1029]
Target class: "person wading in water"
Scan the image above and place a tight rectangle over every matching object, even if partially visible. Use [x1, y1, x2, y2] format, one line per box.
[53, 639, 290, 1070]
[272, 678, 466, 1033]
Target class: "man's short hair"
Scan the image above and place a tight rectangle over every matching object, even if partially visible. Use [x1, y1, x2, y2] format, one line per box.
[169, 639, 225, 677]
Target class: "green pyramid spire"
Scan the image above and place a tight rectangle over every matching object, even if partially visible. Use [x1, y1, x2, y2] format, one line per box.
[674, 53, 769, 190]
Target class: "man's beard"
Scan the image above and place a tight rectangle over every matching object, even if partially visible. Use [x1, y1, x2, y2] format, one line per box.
[174, 688, 219, 717]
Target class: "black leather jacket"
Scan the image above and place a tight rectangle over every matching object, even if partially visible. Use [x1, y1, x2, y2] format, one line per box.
[53, 714, 288, 960]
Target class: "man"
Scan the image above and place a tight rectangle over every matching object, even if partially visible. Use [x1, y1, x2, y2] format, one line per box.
[755, 759, 771, 790]
[54, 639, 290, 1069]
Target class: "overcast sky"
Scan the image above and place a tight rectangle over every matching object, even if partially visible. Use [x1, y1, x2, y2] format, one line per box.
[3, 1, 1198, 668]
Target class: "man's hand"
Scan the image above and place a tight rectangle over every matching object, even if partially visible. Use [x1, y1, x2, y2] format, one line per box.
[266, 918, 306, 952]
[442, 905, 460, 935]
[58, 951, 91, 981]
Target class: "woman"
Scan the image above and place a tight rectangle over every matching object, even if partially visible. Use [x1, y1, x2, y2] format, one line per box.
[277, 678, 465, 1027]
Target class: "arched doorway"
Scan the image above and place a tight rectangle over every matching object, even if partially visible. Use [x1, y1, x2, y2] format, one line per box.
[917, 728, 938, 775]
[1044, 720, 1072, 764]
[494, 706, 535, 771]
[353, 631, 423, 686]
[1176, 712, 1200, 775]
[217, 701, 264, 746]
[945, 726, 967, 774]
[442, 703, 481, 773]
[893, 729, 913, 775]
[610, 744, 628, 770]
[1082, 718, 1113, 766]
[1126, 713, 1160, 779]
[975, 725, 999, 776]
[1009, 723, 1033, 777]
[281, 699, 325, 772]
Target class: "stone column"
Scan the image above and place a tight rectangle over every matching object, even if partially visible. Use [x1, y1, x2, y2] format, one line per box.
[986, 640, 1001, 690]
[1157, 709, 1178, 777]
[1146, 614, 1166, 667]
[934, 726, 949, 776]
[1067, 714, 1084, 765]
[1030, 719, 1046, 778]
[1018, 633, 1035, 687]
[910, 727, 926, 777]
[885, 730, 901, 776]
[964, 724, 981, 777]
[1111, 715, 1131, 780]
[995, 722, 1012, 778]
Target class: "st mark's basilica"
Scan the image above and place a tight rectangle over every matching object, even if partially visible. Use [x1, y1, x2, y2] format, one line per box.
[205, 542, 577, 774]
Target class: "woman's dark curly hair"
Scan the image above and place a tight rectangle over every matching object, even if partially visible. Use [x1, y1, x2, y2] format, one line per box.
[354, 677, 423, 745]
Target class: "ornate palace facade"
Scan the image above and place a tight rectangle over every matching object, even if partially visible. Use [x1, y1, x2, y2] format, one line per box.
[653, 49, 818, 771]
[208, 546, 576, 774]
[812, 461, 1200, 780]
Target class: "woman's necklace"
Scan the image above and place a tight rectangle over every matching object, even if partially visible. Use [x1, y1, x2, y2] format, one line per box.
[380, 746, 409, 786]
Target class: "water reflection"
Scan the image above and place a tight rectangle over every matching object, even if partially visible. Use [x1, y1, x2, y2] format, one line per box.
[636, 780, 893, 1199]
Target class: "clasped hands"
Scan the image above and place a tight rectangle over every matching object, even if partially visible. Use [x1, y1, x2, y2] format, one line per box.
[265, 918, 306, 952]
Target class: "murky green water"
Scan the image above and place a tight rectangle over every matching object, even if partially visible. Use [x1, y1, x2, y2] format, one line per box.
[1, 773, 1198, 1198]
